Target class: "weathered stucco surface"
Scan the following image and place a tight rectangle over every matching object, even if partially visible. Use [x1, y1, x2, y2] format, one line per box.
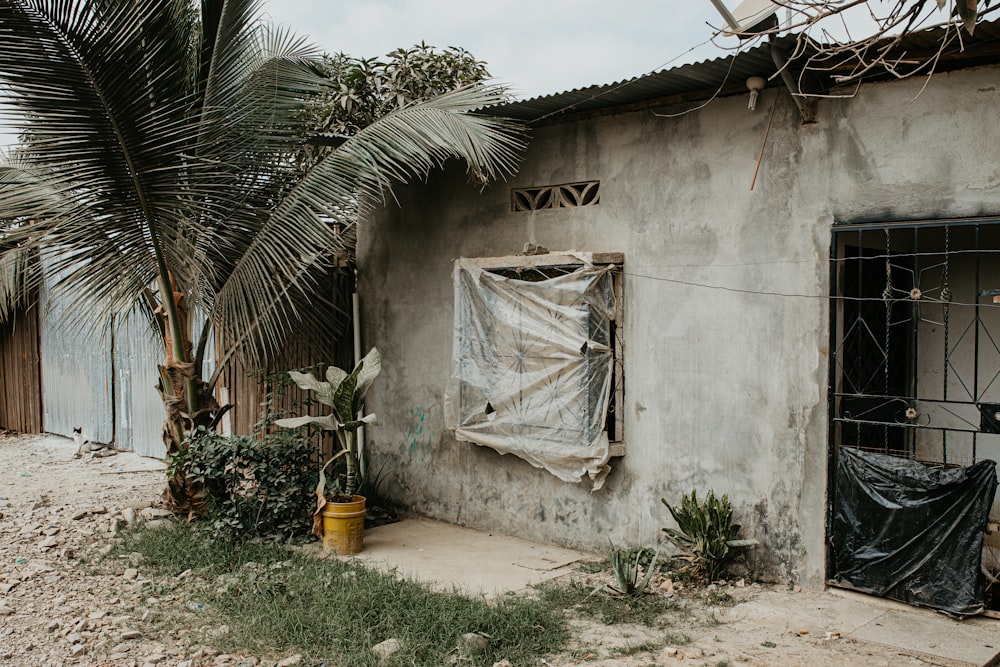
[357, 66, 1000, 586]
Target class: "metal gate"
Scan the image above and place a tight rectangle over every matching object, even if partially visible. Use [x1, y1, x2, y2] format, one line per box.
[828, 217, 1000, 582]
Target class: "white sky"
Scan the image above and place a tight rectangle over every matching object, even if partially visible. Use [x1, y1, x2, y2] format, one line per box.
[0, 2, 732, 148]
[0, 1, 925, 149]
[261, 1, 731, 99]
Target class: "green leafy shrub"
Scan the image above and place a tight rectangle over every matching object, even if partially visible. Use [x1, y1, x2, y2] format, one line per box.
[661, 489, 757, 583]
[174, 428, 317, 538]
[169, 371, 321, 539]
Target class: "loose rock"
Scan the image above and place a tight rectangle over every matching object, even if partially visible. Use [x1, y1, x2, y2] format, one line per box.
[458, 631, 491, 655]
[371, 638, 401, 660]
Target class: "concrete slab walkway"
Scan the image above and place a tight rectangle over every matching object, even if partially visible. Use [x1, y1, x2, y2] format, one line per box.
[347, 517, 587, 597]
[839, 591, 1000, 666]
[711, 584, 1000, 666]
[336, 518, 1000, 666]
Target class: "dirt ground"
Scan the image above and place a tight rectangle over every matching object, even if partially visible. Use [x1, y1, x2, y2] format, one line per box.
[543, 583, 985, 667]
[0, 432, 993, 667]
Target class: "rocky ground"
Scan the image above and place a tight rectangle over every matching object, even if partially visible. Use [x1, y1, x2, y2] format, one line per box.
[0, 432, 991, 667]
[0, 432, 289, 667]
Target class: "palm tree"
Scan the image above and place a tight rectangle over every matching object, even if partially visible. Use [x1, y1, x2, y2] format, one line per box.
[0, 0, 523, 511]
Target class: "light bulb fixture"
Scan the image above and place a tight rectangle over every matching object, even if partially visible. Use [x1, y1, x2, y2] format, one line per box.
[746, 75, 766, 111]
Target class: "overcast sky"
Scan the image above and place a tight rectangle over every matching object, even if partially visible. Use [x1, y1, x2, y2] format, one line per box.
[1, 1, 904, 148]
[0, 2, 733, 147]
[261, 1, 732, 99]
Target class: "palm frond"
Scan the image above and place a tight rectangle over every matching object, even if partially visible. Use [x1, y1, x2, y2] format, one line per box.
[0, 244, 33, 321]
[0, 0, 203, 324]
[1, 1, 527, 380]
[210, 83, 525, 361]
[342, 83, 525, 191]
[199, 2, 322, 158]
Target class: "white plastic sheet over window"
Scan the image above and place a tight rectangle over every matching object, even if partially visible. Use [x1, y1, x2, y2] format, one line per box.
[446, 258, 616, 488]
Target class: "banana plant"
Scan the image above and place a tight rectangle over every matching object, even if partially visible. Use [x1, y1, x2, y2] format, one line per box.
[276, 347, 381, 535]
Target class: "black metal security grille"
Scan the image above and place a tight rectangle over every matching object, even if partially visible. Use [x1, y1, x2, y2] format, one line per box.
[829, 219, 1000, 468]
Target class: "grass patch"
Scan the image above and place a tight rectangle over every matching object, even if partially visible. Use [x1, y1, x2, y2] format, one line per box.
[535, 580, 687, 628]
[116, 524, 286, 575]
[116, 524, 567, 666]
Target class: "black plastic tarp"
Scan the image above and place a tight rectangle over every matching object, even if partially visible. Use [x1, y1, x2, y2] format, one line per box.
[830, 447, 998, 617]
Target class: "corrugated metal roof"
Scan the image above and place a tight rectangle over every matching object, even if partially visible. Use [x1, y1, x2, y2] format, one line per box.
[485, 21, 1000, 124]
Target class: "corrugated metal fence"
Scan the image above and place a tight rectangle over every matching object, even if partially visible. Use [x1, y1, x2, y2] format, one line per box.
[38, 275, 115, 444]
[113, 309, 171, 458]
[4, 266, 353, 459]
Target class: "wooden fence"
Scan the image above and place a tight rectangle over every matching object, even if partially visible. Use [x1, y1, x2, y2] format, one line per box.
[218, 268, 355, 460]
[0, 300, 42, 433]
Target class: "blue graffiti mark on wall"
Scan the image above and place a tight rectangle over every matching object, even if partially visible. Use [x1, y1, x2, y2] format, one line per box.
[406, 405, 427, 452]
[405, 406, 428, 452]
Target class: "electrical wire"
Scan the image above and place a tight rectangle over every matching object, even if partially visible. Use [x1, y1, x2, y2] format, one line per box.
[649, 44, 744, 119]
[529, 35, 719, 125]
[623, 268, 1000, 307]
[624, 270, 823, 298]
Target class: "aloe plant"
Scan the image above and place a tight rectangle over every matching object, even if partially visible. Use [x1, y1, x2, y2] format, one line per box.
[608, 543, 662, 597]
[661, 489, 757, 582]
[276, 347, 381, 531]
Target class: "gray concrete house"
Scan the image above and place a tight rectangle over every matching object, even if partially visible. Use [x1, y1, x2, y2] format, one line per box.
[357, 23, 1000, 596]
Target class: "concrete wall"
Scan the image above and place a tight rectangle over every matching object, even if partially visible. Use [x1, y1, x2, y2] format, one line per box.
[357, 65, 1000, 586]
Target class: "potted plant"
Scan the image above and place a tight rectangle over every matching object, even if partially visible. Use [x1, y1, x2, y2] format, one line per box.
[276, 347, 381, 555]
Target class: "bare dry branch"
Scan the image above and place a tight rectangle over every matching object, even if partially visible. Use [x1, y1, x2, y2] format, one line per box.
[711, 1, 999, 96]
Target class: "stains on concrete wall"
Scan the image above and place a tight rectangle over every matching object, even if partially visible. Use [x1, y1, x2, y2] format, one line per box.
[359, 65, 1000, 587]
[750, 491, 805, 583]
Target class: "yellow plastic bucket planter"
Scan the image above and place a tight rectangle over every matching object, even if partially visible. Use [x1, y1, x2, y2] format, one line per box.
[321, 495, 366, 555]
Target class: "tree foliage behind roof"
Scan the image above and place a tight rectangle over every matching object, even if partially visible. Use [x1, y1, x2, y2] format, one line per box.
[292, 43, 499, 174]
[313, 43, 493, 136]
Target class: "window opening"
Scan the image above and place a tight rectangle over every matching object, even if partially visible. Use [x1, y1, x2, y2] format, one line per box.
[446, 252, 623, 488]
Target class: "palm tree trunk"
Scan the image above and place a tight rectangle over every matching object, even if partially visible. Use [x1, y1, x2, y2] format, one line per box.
[157, 272, 224, 516]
